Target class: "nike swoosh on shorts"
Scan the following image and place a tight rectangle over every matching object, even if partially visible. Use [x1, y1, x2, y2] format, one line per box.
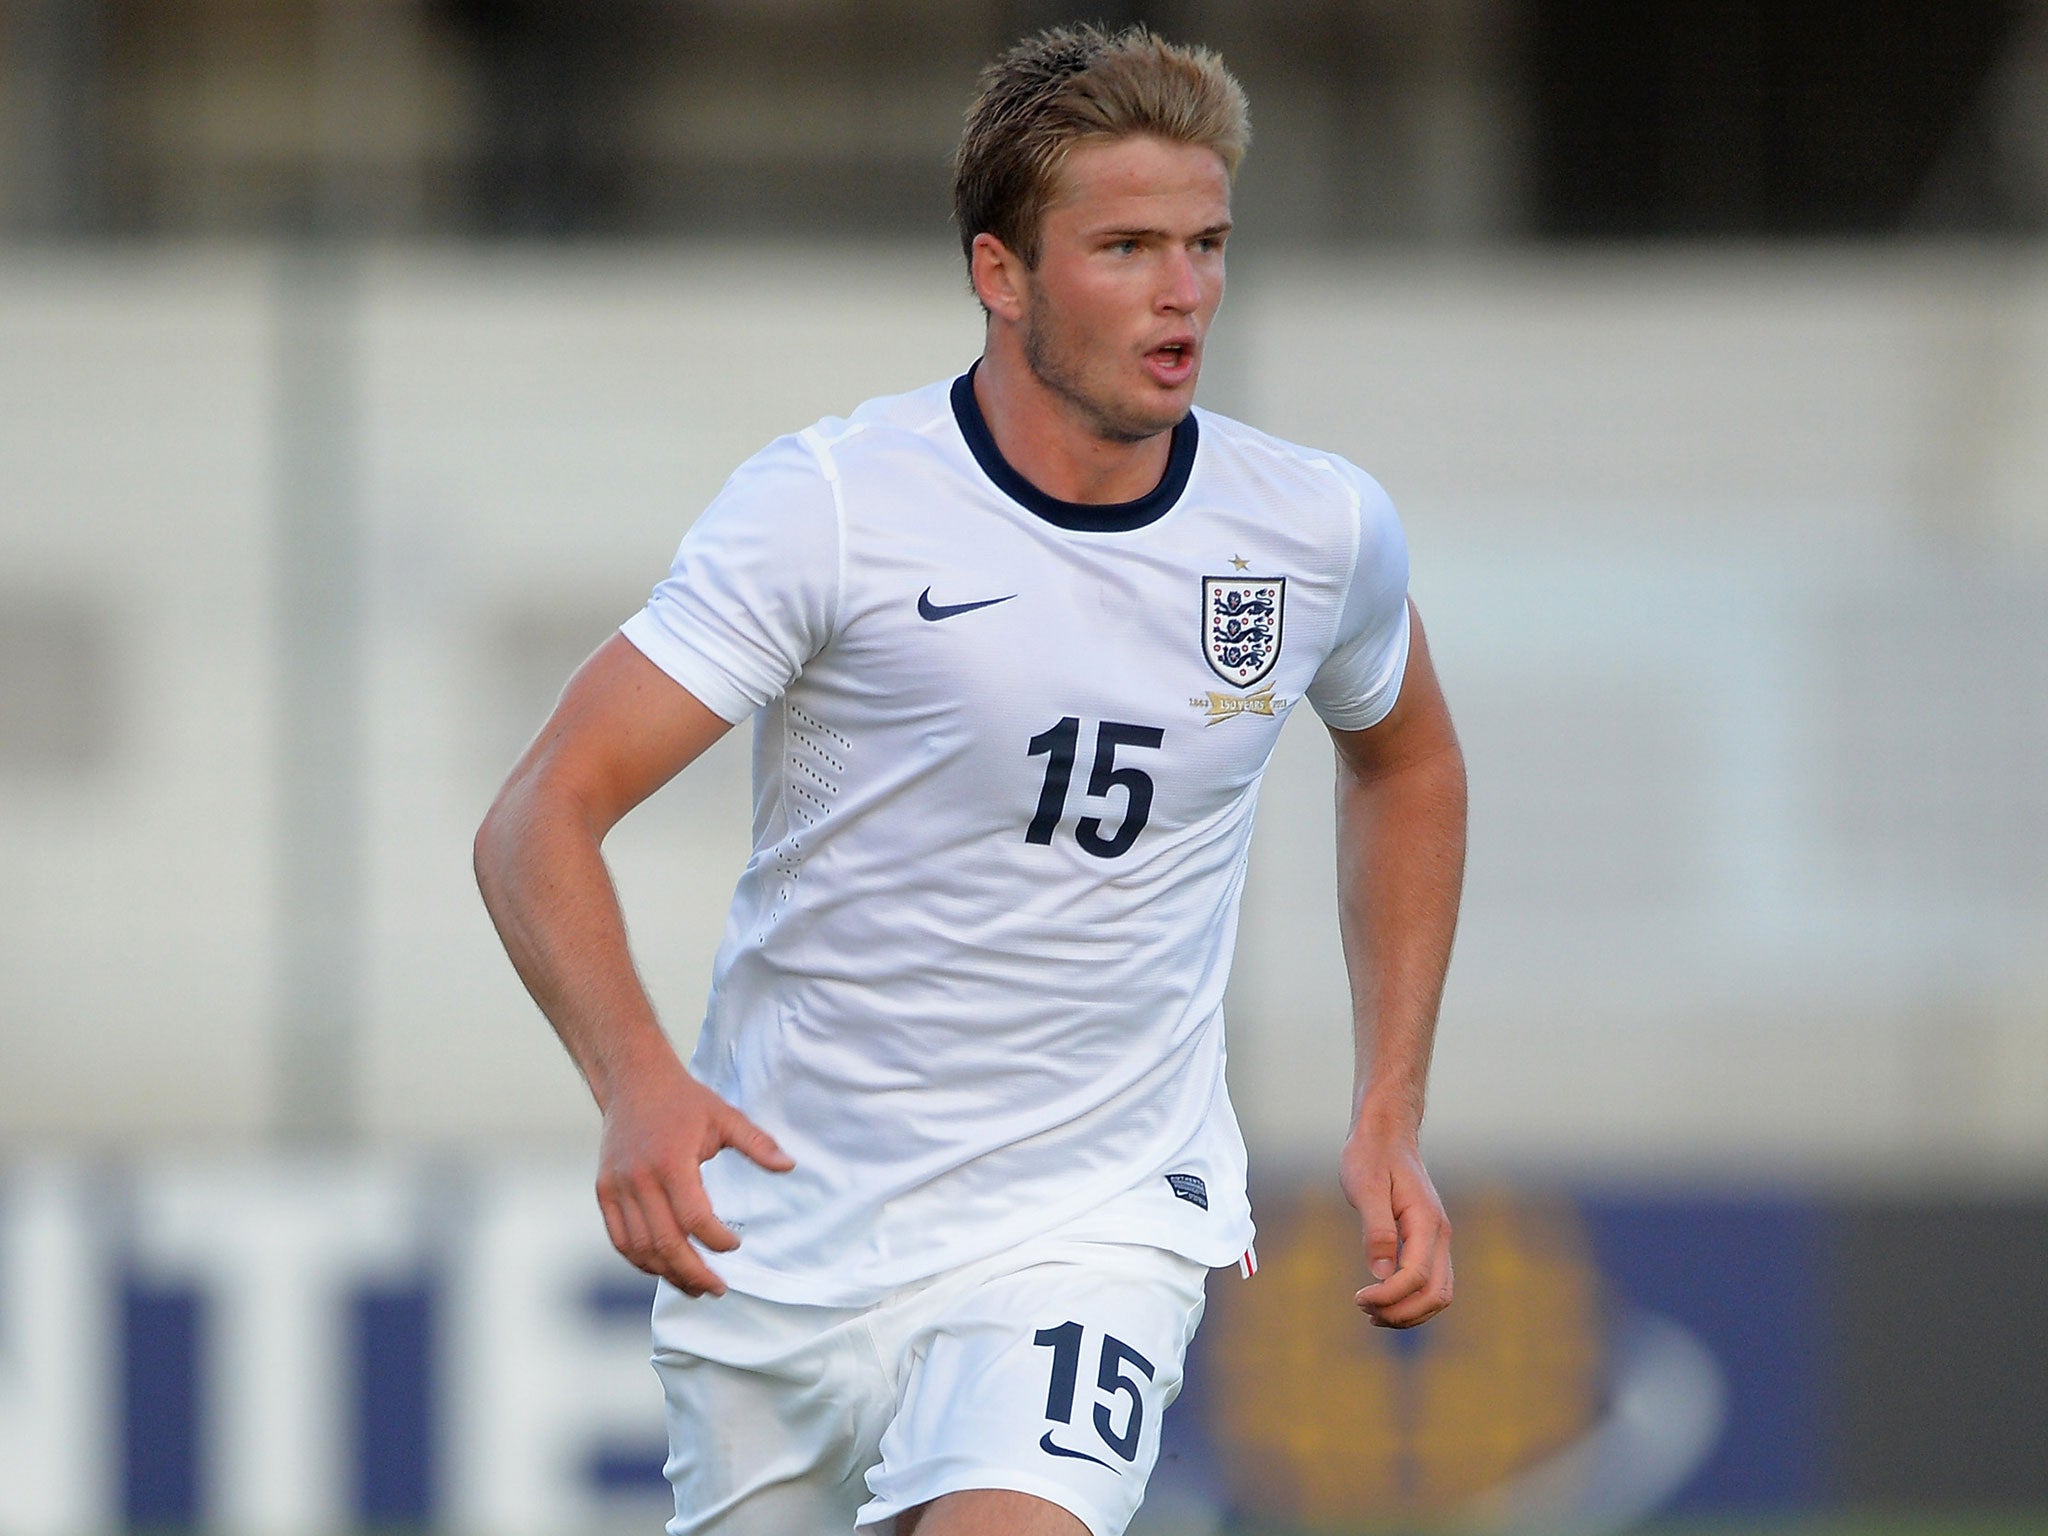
[1038, 1430, 1119, 1472]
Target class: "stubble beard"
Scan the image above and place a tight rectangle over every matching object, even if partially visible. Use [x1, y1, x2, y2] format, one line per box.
[1020, 294, 1188, 448]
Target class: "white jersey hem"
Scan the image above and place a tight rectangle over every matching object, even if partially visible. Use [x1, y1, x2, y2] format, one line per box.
[709, 1177, 1254, 1309]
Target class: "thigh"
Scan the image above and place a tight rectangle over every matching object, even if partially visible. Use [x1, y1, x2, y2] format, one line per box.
[898, 1488, 1089, 1536]
[858, 1244, 1209, 1536]
[656, 1289, 892, 1536]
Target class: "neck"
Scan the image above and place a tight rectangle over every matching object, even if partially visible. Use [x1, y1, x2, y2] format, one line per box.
[972, 332, 1175, 505]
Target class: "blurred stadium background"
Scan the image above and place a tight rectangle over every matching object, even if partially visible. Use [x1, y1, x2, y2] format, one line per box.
[3, 2, 2046, 1532]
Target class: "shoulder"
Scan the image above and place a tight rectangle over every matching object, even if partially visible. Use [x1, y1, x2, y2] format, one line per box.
[1195, 408, 1390, 506]
[788, 376, 960, 479]
[1193, 407, 1401, 546]
[699, 376, 961, 542]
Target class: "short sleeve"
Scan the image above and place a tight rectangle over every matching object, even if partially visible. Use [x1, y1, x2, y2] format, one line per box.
[619, 432, 841, 723]
[1304, 465, 1411, 732]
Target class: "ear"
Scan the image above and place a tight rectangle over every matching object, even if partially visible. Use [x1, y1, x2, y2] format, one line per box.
[970, 232, 1029, 324]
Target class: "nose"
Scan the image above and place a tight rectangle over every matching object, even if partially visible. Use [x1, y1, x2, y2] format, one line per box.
[1157, 245, 1203, 314]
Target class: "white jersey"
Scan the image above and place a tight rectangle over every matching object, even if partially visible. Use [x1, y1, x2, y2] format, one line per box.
[622, 369, 1410, 1307]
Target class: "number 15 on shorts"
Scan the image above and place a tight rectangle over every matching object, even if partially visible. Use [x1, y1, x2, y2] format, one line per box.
[1033, 1320, 1156, 1471]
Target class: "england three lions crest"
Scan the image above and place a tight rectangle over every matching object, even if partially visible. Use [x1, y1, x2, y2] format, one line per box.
[1202, 576, 1286, 688]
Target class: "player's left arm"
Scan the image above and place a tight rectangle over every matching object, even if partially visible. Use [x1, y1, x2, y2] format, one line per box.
[1328, 598, 1467, 1327]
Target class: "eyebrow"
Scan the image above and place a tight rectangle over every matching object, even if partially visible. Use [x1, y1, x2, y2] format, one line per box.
[1095, 220, 1234, 241]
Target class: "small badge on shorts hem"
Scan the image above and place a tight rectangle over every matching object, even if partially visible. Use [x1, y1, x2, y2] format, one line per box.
[1165, 1172, 1208, 1210]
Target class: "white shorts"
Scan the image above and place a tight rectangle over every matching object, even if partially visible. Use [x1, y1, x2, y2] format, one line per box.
[650, 1228, 1209, 1536]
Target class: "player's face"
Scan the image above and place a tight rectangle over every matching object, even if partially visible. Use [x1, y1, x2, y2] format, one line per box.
[1017, 135, 1231, 445]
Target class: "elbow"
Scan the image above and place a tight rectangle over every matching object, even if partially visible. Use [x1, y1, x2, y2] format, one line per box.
[474, 762, 605, 908]
[474, 774, 536, 909]
[1435, 731, 1469, 798]
[1413, 732, 1469, 827]
[1402, 708, 1467, 803]
[473, 794, 511, 907]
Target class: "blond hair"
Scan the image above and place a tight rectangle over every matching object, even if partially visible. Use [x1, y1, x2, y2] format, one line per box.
[952, 24, 1250, 269]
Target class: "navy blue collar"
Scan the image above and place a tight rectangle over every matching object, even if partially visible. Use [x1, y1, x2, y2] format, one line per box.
[950, 364, 1197, 533]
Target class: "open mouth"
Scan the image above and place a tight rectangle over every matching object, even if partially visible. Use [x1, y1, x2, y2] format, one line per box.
[1147, 340, 1196, 382]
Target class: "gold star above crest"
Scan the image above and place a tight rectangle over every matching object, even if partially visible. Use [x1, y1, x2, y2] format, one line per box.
[1229, 553, 1250, 571]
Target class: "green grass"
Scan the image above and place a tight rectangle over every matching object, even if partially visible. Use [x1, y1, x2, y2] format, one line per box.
[222, 1517, 2048, 1536]
[1210, 1518, 2048, 1536]
[1632, 1521, 2048, 1536]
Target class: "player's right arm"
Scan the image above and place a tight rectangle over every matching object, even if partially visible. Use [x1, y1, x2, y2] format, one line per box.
[474, 633, 794, 1298]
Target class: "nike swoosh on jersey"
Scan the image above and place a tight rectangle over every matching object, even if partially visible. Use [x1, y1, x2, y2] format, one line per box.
[918, 587, 1017, 621]
[1038, 1431, 1120, 1471]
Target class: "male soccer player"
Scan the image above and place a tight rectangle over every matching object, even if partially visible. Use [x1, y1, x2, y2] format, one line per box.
[476, 24, 1465, 1536]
